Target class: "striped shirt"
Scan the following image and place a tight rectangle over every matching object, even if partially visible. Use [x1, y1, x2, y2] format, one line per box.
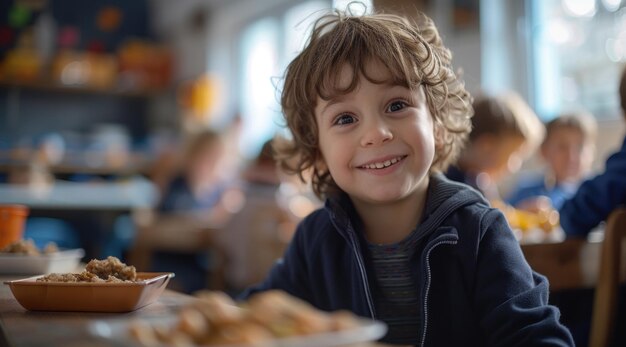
[367, 229, 423, 345]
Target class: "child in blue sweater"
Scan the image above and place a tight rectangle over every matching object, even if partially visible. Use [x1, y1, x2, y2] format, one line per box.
[508, 112, 597, 211]
[241, 6, 573, 346]
[559, 67, 626, 237]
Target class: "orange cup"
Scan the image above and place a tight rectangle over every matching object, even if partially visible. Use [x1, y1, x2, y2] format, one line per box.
[0, 205, 29, 249]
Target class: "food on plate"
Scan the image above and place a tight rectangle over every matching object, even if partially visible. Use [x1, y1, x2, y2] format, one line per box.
[84, 255, 137, 281]
[491, 200, 560, 233]
[36, 256, 137, 283]
[0, 239, 59, 255]
[129, 289, 361, 346]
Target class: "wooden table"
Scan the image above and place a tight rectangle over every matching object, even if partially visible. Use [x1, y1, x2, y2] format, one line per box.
[0, 179, 158, 260]
[521, 236, 626, 291]
[0, 179, 157, 210]
[0, 276, 393, 347]
[521, 238, 602, 291]
[0, 276, 197, 347]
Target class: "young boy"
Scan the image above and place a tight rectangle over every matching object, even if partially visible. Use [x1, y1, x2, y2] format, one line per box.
[559, 67, 626, 237]
[507, 112, 597, 211]
[241, 7, 574, 346]
[446, 93, 545, 201]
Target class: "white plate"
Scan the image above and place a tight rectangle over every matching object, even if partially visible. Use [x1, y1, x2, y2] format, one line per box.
[89, 315, 387, 347]
[0, 248, 84, 275]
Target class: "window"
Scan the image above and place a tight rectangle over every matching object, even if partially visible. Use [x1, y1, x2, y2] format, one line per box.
[530, 0, 625, 119]
[236, 1, 329, 158]
[333, 0, 373, 14]
[236, 0, 373, 158]
[238, 18, 281, 159]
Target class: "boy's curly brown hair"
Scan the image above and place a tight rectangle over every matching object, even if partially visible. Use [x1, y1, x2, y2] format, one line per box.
[275, 7, 473, 200]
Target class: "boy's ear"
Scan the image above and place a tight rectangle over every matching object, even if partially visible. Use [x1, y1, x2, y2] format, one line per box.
[433, 122, 446, 151]
[314, 153, 328, 172]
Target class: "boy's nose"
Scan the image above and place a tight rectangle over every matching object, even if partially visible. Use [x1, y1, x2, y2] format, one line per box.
[360, 120, 393, 147]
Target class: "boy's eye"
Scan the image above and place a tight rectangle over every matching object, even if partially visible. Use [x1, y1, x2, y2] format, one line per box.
[387, 100, 407, 112]
[333, 114, 357, 126]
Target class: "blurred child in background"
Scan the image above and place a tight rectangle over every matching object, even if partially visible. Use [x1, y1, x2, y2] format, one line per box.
[507, 112, 597, 211]
[559, 66, 626, 238]
[446, 92, 545, 201]
[142, 128, 237, 293]
[157, 129, 230, 215]
[218, 139, 300, 294]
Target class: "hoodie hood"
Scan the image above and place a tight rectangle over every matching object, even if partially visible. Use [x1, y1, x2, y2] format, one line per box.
[325, 173, 488, 241]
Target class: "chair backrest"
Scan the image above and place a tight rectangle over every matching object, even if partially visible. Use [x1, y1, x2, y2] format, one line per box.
[217, 190, 295, 291]
[589, 207, 626, 347]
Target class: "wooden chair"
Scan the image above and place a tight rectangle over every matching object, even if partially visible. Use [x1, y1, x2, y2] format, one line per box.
[127, 210, 228, 290]
[216, 197, 295, 291]
[589, 207, 626, 347]
[521, 207, 626, 347]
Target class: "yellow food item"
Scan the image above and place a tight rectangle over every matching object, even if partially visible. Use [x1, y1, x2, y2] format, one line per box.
[492, 200, 560, 233]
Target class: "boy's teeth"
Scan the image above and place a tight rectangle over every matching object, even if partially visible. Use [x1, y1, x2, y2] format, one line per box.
[364, 156, 402, 169]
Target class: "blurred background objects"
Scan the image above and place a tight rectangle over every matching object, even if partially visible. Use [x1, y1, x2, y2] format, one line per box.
[0, 1, 625, 344]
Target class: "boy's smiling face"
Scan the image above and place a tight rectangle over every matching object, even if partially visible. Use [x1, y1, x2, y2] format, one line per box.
[314, 60, 435, 206]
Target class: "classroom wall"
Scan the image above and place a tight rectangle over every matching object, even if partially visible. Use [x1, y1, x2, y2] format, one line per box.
[152, 0, 624, 181]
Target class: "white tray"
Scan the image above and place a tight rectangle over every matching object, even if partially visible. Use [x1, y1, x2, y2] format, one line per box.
[0, 248, 85, 275]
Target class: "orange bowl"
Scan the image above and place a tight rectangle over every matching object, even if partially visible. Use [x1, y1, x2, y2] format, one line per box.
[0, 205, 29, 249]
[4, 272, 174, 312]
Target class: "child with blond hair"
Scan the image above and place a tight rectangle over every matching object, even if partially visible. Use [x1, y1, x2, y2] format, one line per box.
[446, 92, 545, 201]
[241, 6, 573, 346]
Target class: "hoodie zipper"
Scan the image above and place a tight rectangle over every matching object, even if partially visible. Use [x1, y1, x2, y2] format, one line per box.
[419, 237, 458, 347]
[347, 231, 377, 319]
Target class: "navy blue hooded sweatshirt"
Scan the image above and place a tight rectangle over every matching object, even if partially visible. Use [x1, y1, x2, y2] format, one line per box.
[241, 173, 574, 346]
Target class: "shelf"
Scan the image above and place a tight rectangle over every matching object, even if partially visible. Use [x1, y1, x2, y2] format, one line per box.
[0, 162, 151, 176]
[0, 152, 153, 177]
[0, 79, 168, 98]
